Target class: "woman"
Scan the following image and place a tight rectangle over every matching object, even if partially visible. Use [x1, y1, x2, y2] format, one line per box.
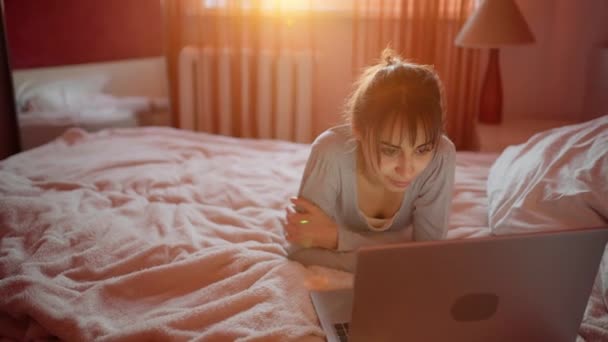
[284, 48, 455, 271]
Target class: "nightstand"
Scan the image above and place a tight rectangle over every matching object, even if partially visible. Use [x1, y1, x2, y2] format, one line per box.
[475, 119, 579, 153]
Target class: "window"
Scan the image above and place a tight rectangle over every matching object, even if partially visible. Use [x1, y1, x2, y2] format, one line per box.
[197, 0, 469, 19]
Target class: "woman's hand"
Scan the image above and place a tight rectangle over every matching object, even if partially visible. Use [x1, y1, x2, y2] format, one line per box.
[283, 197, 338, 250]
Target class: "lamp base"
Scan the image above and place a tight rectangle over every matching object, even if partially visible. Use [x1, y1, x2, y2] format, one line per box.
[478, 48, 503, 125]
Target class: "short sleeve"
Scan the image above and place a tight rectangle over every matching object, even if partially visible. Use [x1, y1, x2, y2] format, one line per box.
[297, 132, 341, 219]
[412, 137, 456, 241]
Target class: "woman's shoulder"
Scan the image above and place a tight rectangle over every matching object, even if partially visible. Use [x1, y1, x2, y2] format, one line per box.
[437, 134, 456, 156]
[431, 134, 456, 170]
[310, 124, 355, 157]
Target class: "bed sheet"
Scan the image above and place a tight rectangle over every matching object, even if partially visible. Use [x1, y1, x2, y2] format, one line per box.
[0, 127, 602, 341]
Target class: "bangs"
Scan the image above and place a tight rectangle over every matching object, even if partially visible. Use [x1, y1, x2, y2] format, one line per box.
[381, 109, 439, 147]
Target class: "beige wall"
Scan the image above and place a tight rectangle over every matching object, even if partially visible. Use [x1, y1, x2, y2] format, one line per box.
[501, 0, 608, 122]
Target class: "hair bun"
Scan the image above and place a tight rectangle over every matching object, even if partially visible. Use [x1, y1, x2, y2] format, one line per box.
[381, 47, 398, 66]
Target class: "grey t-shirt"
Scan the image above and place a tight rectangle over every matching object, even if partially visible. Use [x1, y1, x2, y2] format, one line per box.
[287, 124, 456, 271]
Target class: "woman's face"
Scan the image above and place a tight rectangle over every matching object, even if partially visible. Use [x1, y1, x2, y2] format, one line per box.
[368, 121, 435, 192]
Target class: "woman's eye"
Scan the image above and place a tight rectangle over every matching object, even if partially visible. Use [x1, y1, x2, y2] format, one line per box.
[381, 147, 400, 156]
[416, 145, 432, 154]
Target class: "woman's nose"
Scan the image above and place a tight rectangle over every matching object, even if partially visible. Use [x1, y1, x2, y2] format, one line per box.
[395, 155, 414, 176]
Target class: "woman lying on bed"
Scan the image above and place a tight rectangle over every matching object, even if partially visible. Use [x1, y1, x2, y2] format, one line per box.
[283, 48, 456, 272]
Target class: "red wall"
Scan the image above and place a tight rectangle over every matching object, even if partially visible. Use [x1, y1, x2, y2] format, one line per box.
[4, 0, 163, 70]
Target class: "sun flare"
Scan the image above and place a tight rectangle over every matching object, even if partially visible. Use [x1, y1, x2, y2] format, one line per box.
[202, 0, 353, 14]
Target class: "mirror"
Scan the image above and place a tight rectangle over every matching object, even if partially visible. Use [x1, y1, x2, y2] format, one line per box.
[4, 0, 171, 151]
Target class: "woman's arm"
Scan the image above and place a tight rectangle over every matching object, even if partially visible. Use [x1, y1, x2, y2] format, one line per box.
[284, 131, 341, 249]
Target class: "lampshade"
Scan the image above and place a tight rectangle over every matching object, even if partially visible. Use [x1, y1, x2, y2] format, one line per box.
[455, 0, 535, 48]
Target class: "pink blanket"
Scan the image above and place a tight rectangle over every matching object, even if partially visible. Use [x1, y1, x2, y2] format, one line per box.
[0, 127, 604, 341]
[0, 128, 326, 341]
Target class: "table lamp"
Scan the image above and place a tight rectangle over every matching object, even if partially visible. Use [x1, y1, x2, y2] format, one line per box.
[455, 0, 535, 124]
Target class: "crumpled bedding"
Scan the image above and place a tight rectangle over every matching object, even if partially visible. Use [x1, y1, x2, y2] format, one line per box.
[0, 126, 603, 341]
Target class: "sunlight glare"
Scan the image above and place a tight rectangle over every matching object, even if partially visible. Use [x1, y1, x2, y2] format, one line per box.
[202, 0, 354, 14]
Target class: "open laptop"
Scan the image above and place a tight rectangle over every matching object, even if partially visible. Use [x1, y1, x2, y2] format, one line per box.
[310, 227, 608, 342]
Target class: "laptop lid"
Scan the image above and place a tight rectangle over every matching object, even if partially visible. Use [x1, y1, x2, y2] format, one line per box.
[349, 227, 608, 342]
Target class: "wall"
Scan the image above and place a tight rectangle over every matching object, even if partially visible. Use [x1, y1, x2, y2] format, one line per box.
[501, 0, 608, 122]
[4, 0, 163, 69]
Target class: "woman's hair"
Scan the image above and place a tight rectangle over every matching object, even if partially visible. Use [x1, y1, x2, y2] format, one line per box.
[343, 48, 446, 173]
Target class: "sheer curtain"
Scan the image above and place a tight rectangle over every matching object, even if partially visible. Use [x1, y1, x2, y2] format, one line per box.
[163, 1, 479, 147]
[163, 0, 317, 141]
[352, 0, 482, 150]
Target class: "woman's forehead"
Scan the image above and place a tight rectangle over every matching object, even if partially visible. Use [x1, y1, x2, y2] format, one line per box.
[378, 120, 427, 145]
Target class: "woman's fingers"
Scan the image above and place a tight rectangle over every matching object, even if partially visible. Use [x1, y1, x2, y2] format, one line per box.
[285, 205, 306, 224]
[283, 197, 322, 246]
[284, 219, 295, 233]
[285, 204, 297, 215]
[289, 197, 318, 214]
[285, 230, 297, 242]
[284, 222, 302, 242]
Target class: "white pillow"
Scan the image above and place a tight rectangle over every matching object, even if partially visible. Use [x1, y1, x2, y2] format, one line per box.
[16, 74, 110, 112]
[487, 115, 608, 235]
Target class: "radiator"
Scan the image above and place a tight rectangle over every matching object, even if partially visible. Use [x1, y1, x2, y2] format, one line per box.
[178, 46, 314, 142]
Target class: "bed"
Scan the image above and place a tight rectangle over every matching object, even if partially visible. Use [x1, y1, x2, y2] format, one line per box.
[0, 116, 606, 341]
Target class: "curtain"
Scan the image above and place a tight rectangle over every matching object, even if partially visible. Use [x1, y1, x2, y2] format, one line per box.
[163, 0, 317, 141]
[163, 1, 479, 147]
[352, 0, 481, 150]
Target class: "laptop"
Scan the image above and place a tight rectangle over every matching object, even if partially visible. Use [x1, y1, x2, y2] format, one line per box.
[310, 227, 608, 342]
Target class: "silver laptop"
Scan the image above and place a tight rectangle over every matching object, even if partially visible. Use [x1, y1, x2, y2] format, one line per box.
[310, 227, 608, 342]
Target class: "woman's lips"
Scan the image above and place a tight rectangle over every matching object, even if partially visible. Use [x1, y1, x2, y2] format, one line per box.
[389, 178, 411, 188]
